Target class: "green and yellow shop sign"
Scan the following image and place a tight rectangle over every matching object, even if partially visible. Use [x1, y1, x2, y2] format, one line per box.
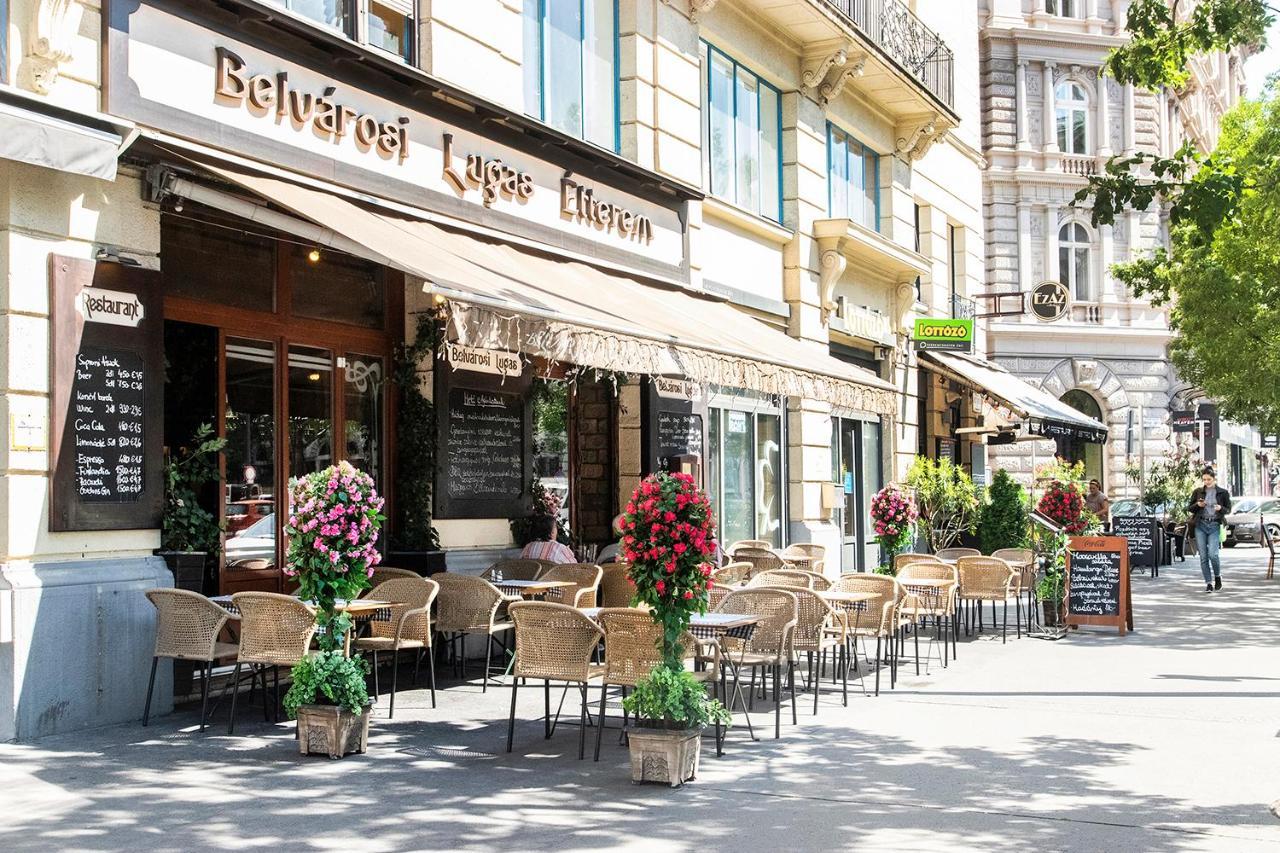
[913, 318, 973, 352]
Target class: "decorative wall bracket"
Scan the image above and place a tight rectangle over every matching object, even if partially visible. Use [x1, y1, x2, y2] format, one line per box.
[819, 56, 866, 104]
[893, 280, 918, 334]
[802, 47, 865, 105]
[895, 115, 947, 162]
[817, 234, 848, 318]
[802, 48, 847, 90]
[24, 0, 84, 95]
[689, 0, 719, 22]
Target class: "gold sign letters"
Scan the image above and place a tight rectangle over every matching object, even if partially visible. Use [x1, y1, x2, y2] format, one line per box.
[561, 175, 653, 244]
[214, 48, 409, 161]
[441, 133, 534, 207]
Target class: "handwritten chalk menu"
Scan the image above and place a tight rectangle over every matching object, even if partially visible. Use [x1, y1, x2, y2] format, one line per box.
[50, 256, 163, 531]
[658, 411, 703, 459]
[1112, 515, 1158, 575]
[71, 347, 146, 501]
[1066, 536, 1133, 635]
[435, 364, 531, 519]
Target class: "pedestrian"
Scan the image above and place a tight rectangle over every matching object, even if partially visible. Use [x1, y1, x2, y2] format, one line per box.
[1186, 467, 1232, 592]
[1085, 479, 1111, 527]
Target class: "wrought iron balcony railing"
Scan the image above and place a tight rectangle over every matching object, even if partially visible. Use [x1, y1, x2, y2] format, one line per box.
[819, 0, 954, 109]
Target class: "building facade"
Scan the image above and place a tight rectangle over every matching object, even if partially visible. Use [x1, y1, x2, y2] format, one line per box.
[978, 0, 1258, 495]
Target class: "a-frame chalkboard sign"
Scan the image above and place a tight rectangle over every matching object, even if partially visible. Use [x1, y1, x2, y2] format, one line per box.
[1066, 535, 1133, 635]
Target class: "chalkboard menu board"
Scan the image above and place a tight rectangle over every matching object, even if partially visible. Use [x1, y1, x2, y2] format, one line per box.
[1112, 515, 1159, 576]
[434, 366, 531, 519]
[50, 257, 163, 531]
[658, 411, 703, 459]
[641, 377, 706, 486]
[1066, 536, 1133, 634]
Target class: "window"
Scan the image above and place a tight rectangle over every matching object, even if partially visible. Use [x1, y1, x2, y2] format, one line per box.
[1046, 0, 1079, 16]
[265, 0, 413, 61]
[913, 203, 923, 300]
[704, 43, 782, 221]
[708, 400, 785, 548]
[524, 0, 617, 150]
[948, 223, 958, 310]
[1059, 222, 1091, 300]
[1056, 82, 1090, 154]
[827, 124, 880, 230]
[0, 0, 7, 84]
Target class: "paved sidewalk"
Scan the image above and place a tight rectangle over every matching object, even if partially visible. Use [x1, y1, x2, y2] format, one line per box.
[3, 549, 1280, 852]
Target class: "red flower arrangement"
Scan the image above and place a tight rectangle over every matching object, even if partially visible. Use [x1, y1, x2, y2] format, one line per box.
[620, 471, 718, 668]
[1037, 480, 1088, 535]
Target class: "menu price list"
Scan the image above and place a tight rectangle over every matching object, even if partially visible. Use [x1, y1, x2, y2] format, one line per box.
[446, 387, 524, 499]
[1112, 516, 1156, 567]
[1067, 550, 1122, 617]
[658, 411, 703, 458]
[72, 347, 146, 503]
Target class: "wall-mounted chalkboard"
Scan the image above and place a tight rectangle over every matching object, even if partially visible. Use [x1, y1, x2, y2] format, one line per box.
[50, 256, 163, 531]
[658, 411, 703, 459]
[641, 377, 706, 486]
[1112, 516, 1159, 576]
[1066, 535, 1133, 634]
[434, 362, 531, 519]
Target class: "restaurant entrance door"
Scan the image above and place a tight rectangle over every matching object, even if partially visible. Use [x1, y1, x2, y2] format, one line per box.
[833, 417, 883, 573]
[160, 209, 396, 594]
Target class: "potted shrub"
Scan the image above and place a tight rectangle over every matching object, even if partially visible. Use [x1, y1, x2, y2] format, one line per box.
[158, 422, 226, 593]
[905, 457, 979, 553]
[870, 484, 918, 575]
[978, 469, 1030, 554]
[1037, 531, 1069, 627]
[282, 461, 385, 758]
[618, 472, 729, 787]
[389, 314, 444, 575]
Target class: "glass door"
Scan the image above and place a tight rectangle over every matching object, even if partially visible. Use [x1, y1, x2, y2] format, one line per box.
[223, 338, 280, 591]
[832, 417, 884, 573]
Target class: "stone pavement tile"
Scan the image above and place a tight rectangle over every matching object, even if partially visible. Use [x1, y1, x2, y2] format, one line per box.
[2, 547, 1280, 852]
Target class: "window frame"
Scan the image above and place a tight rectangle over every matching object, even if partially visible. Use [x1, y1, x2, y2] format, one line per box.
[1058, 221, 1093, 301]
[707, 393, 788, 549]
[523, 0, 621, 152]
[1055, 81, 1091, 155]
[702, 41, 784, 223]
[266, 0, 415, 63]
[825, 122, 882, 232]
[1046, 0, 1080, 17]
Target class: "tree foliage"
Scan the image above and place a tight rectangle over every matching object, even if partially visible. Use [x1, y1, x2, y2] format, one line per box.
[978, 469, 1030, 554]
[904, 457, 979, 553]
[1106, 0, 1270, 91]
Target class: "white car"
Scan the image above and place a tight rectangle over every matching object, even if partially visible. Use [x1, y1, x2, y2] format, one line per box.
[225, 512, 275, 563]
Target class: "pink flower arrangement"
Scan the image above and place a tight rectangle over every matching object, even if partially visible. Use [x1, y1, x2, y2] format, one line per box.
[870, 484, 918, 559]
[285, 461, 385, 583]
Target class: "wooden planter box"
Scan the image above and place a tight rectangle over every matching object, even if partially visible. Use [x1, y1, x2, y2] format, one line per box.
[296, 704, 371, 759]
[626, 726, 702, 787]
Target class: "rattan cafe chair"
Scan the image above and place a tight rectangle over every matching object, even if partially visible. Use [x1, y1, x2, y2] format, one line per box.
[894, 553, 944, 574]
[434, 572, 515, 692]
[482, 559, 546, 582]
[936, 547, 981, 561]
[712, 561, 752, 586]
[538, 562, 603, 608]
[763, 586, 849, 714]
[781, 543, 827, 562]
[795, 569, 832, 591]
[896, 561, 959, 670]
[956, 556, 1020, 643]
[353, 577, 440, 717]
[363, 566, 420, 594]
[506, 601, 605, 760]
[830, 573, 900, 696]
[727, 539, 773, 554]
[733, 547, 787, 579]
[227, 592, 317, 734]
[598, 561, 635, 608]
[594, 608, 720, 760]
[143, 589, 239, 732]
[992, 548, 1037, 632]
[747, 569, 813, 589]
[717, 588, 798, 739]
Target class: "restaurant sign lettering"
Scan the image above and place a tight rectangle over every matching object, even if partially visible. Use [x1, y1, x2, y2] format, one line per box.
[446, 343, 523, 378]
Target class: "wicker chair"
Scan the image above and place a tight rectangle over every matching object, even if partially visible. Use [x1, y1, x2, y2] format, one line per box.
[795, 569, 832, 591]
[594, 608, 719, 760]
[364, 566, 420, 594]
[897, 562, 959, 670]
[227, 592, 317, 734]
[992, 548, 1037, 632]
[538, 563, 603, 608]
[353, 577, 439, 717]
[708, 582, 734, 611]
[830, 573, 900, 695]
[733, 547, 786, 579]
[717, 588, 798, 739]
[506, 601, 605, 760]
[782, 543, 827, 562]
[727, 539, 773, 554]
[143, 589, 239, 731]
[712, 561, 752, 586]
[936, 547, 981, 561]
[894, 553, 944, 574]
[434, 573, 514, 692]
[957, 556, 1020, 642]
[768, 587, 848, 713]
[747, 569, 813, 589]
[482, 559, 546, 582]
[598, 562, 634, 608]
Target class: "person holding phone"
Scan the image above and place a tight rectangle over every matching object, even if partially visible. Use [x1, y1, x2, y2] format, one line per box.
[1186, 468, 1232, 592]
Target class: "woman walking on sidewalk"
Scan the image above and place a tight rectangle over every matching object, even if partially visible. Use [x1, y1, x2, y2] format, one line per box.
[1187, 468, 1232, 592]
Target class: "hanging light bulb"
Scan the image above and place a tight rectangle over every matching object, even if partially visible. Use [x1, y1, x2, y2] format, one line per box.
[433, 292, 447, 306]
[308, 248, 321, 263]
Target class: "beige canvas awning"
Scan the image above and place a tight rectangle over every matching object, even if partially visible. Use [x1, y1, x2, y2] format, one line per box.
[164, 156, 896, 415]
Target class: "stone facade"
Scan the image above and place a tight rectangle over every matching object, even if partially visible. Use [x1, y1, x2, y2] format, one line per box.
[978, 0, 1251, 494]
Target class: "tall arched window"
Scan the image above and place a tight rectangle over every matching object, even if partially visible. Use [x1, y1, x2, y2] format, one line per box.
[1055, 82, 1089, 154]
[1059, 222, 1091, 300]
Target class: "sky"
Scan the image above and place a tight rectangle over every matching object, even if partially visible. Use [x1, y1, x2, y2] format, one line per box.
[1246, 17, 1280, 95]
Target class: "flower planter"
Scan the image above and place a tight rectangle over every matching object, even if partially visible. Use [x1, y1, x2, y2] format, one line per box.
[626, 725, 703, 787]
[385, 550, 446, 576]
[156, 550, 208, 593]
[1041, 599, 1066, 627]
[296, 704, 371, 759]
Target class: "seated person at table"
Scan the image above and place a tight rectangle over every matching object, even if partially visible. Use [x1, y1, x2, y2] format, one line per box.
[597, 513, 627, 563]
[520, 514, 576, 564]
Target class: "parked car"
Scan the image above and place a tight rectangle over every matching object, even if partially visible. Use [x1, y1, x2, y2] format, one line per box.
[225, 498, 273, 535]
[1225, 497, 1280, 547]
[225, 512, 275, 563]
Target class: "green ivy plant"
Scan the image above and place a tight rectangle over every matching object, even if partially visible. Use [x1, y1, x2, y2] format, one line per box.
[161, 423, 226, 553]
[391, 313, 441, 552]
[978, 469, 1030, 554]
[283, 650, 370, 717]
[904, 456, 979, 553]
[621, 662, 730, 730]
[1035, 531, 1069, 604]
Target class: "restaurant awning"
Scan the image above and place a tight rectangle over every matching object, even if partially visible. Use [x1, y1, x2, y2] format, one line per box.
[157, 155, 897, 416]
[920, 351, 1108, 443]
[0, 88, 136, 181]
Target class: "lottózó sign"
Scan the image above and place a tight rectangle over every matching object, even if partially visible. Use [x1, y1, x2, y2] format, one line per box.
[913, 318, 973, 352]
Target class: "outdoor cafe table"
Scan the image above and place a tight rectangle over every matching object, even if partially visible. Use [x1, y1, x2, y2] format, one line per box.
[578, 607, 760, 752]
[493, 579, 574, 601]
[210, 595, 395, 622]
